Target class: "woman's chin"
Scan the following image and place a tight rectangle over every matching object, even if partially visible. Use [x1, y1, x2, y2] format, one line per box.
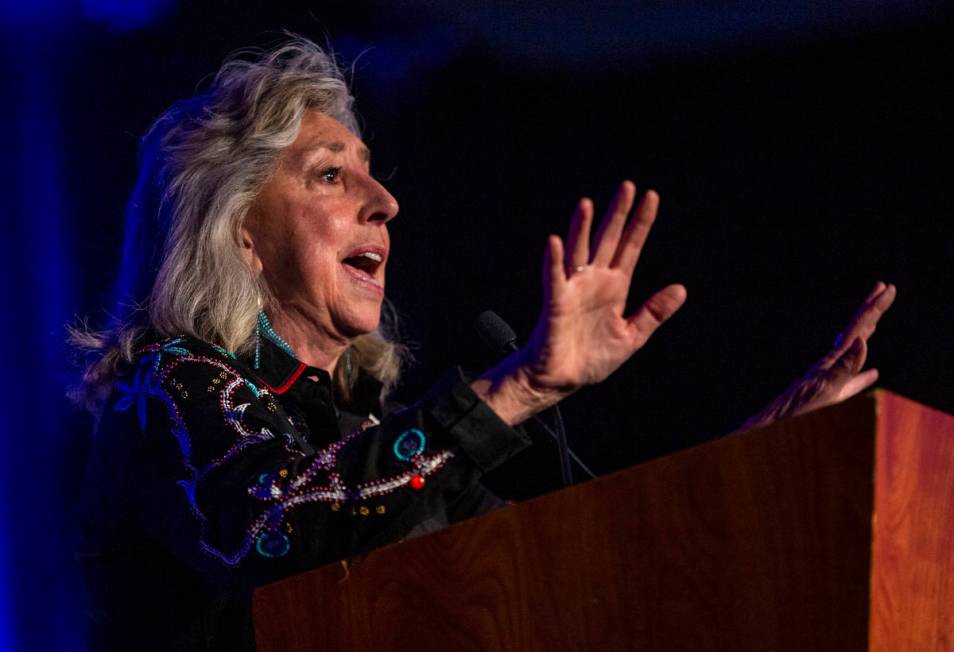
[337, 305, 383, 338]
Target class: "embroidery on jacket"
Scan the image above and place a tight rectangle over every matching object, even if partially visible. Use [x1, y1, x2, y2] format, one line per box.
[122, 337, 456, 566]
[244, 428, 454, 562]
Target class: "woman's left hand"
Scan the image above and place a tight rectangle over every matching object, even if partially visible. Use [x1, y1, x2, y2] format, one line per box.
[474, 181, 687, 425]
[740, 281, 897, 430]
[521, 181, 687, 392]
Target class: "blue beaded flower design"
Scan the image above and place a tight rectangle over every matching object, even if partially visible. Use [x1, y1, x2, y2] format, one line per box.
[114, 339, 191, 428]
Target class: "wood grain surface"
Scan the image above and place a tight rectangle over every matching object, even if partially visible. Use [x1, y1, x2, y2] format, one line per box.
[255, 393, 939, 651]
[870, 391, 954, 651]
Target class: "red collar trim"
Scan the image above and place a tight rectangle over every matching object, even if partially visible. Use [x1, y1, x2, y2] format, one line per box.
[264, 362, 307, 395]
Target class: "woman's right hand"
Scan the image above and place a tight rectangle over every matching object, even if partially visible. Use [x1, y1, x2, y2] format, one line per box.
[473, 181, 686, 425]
[738, 282, 896, 431]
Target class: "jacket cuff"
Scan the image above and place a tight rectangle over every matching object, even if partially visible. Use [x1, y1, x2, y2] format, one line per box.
[425, 368, 531, 473]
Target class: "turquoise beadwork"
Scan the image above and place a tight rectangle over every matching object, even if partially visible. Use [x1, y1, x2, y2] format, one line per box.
[393, 429, 426, 461]
[255, 310, 296, 369]
[255, 530, 291, 558]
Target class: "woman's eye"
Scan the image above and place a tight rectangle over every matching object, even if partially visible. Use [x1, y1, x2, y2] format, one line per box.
[319, 167, 341, 184]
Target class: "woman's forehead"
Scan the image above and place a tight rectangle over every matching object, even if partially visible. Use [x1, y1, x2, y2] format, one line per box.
[286, 113, 371, 164]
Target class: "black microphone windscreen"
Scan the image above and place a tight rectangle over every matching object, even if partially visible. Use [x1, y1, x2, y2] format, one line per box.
[474, 310, 519, 353]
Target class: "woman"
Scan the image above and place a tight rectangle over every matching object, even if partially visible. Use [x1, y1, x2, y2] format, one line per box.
[74, 37, 894, 650]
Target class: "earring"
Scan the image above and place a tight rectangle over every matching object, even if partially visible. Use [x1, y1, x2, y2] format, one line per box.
[343, 348, 354, 382]
[254, 314, 262, 370]
[254, 297, 264, 370]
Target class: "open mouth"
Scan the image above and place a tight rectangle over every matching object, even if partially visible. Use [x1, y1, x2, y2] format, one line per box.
[341, 248, 386, 290]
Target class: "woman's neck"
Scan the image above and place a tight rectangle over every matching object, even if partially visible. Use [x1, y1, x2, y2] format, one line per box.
[265, 307, 348, 375]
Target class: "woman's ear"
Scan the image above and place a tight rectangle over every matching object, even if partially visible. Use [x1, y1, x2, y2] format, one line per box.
[238, 223, 264, 274]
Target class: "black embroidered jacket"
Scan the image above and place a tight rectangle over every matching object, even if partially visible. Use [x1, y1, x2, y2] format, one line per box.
[78, 335, 530, 651]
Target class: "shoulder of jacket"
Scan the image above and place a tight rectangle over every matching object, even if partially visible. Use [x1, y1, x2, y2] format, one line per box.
[134, 335, 239, 364]
[128, 335, 257, 386]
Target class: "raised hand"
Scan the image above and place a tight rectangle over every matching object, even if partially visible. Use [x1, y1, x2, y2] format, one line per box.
[473, 181, 686, 425]
[523, 181, 687, 390]
[740, 282, 897, 430]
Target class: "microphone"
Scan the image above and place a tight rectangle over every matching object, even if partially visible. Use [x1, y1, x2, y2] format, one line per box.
[474, 310, 518, 353]
[474, 310, 597, 485]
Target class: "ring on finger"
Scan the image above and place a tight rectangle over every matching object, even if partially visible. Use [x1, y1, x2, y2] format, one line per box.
[573, 265, 588, 273]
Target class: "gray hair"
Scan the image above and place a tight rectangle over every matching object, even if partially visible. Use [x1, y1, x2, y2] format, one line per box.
[71, 35, 406, 414]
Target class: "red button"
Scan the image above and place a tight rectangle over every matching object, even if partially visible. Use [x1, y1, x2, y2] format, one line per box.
[409, 475, 425, 491]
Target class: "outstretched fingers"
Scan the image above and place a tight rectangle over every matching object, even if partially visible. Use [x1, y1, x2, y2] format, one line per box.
[612, 190, 659, 276]
[863, 281, 888, 303]
[564, 198, 594, 273]
[543, 234, 567, 302]
[626, 283, 687, 349]
[591, 181, 636, 266]
[832, 282, 897, 358]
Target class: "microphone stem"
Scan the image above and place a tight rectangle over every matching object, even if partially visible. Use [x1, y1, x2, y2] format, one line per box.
[551, 404, 574, 487]
[503, 342, 592, 485]
[529, 415, 597, 480]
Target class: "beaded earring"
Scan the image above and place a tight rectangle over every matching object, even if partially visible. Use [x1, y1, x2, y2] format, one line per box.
[254, 315, 262, 370]
[254, 298, 264, 370]
[343, 347, 354, 382]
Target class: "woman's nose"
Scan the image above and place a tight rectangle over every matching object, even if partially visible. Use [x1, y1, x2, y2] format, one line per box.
[361, 175, 399, 224]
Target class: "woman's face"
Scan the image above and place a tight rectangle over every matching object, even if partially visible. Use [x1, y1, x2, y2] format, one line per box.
[243, 111, 399, 341]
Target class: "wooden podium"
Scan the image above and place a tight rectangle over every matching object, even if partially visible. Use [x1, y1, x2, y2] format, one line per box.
[253, 391, 954, 651]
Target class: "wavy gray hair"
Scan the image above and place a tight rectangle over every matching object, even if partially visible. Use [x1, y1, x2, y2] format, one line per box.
[71, 36, 406, 413]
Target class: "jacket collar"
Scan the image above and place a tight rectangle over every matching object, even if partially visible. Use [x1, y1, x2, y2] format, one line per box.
[249, 336, 332, 395]
[248, 336, 384, 416]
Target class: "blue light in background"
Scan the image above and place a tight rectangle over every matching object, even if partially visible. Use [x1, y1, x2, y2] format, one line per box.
[3, 37, 84, 652]
[334, 26, 463, 98]
[0, 0, 172, 30]
[0, 0, 175, 643]
[0, 0, 66, 25]
[80, 0, 174, 31]
[0, 502, 10, 652]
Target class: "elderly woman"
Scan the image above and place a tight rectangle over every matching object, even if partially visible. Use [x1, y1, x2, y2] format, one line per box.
[74, 37, 894, 651]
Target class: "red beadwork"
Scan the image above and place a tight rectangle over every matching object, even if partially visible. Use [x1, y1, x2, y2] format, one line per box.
[409, 475, 425, 491]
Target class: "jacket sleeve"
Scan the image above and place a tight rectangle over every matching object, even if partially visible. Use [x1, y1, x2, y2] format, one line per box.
[102, 338, 530, 588]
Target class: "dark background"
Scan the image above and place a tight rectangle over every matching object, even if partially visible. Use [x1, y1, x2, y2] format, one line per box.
[1, 1, 951, 649]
